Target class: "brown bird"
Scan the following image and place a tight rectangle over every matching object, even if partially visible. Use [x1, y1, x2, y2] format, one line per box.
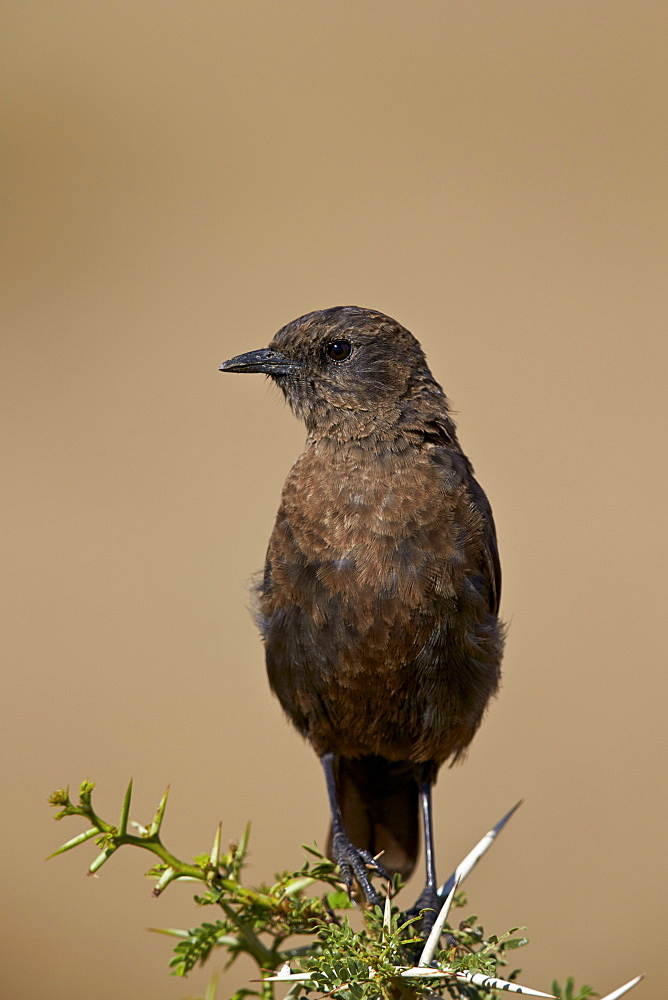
[220, 306, 504, 918]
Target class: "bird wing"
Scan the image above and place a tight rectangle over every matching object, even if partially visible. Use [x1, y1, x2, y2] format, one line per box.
[468, 473, 502, 616]
[423, 419, 502, 616]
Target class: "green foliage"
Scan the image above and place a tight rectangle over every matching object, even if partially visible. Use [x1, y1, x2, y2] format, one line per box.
[551, 978, 598, 1000]
[48, 779, 592, 1000]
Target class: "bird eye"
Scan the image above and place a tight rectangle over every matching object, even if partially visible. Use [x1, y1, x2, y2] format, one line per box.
[326, 340, 352, 362]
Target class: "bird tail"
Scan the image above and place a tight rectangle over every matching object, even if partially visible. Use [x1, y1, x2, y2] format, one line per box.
[326, 756, 419, 880]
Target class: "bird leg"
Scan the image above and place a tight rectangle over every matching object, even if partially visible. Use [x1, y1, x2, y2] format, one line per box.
[321, 753, 389, 907]
[408, 781, 440, 932]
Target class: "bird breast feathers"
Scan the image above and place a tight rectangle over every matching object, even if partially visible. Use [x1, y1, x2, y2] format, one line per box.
[267, 443, 481, 613]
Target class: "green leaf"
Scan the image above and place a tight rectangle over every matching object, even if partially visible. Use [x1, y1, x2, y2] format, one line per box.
[301, 842, 326, 859]
[505, 936, 529, 949]
[169, 920, 229, 977]
[147, 927, 190, 938]
[282, 876, 315, 897]
[326, 889, 354, 910]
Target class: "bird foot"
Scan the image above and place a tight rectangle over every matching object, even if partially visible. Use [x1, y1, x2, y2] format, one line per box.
[330, 831, 389, 908]
[406, 885, 440, 935]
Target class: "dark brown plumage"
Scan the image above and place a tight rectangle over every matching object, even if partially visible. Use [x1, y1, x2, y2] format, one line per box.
[220, 306, 504, 917]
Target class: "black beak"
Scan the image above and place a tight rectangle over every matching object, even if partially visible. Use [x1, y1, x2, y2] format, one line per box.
[219, 348, 302, 376]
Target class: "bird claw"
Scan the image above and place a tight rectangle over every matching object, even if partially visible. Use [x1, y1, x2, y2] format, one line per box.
[355, 846, 391, 882]
[331, 832, 388, 907]
[406, 885, 440, 934]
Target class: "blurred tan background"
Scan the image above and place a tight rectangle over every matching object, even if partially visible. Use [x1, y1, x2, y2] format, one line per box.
[2, 2, 666, 998]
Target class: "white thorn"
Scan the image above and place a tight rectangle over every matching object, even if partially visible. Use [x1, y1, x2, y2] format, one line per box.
[455, 968, 556, 997]
[438, 800, 522, 898]
[599, 974, 644, 1000]
[418, 875, 461, 966]
[383, 893, 392, 933]
[401, 966, 555, 997]
[264, 972, 311, 982]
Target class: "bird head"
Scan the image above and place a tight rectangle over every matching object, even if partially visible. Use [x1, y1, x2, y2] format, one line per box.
[220, 306, 449, 440]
